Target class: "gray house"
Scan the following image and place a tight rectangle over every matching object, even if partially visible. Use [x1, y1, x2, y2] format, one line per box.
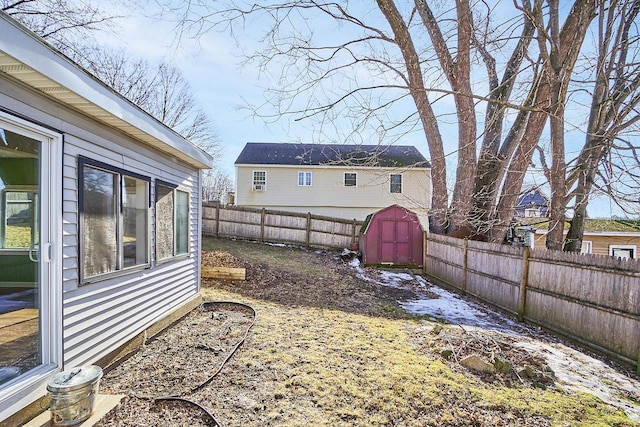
[0, 12, 212, 424]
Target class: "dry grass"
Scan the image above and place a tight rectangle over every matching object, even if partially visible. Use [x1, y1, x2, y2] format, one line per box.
[197, 288, 635, 427]
[96, 237, 638, 426]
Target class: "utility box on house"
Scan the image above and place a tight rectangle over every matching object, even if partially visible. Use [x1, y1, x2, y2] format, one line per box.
[360, 205, 424, 267]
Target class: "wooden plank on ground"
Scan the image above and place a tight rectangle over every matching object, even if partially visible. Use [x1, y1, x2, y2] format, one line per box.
[201, 266, 246, 281]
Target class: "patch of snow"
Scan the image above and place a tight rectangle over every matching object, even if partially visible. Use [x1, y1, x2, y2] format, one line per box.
[347, 264, 640, 422]
[515, 341, 640, 423]
[0, 289, 35, 313]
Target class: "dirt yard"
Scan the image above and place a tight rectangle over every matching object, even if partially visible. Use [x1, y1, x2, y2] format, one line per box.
[95, 237, 639, 427]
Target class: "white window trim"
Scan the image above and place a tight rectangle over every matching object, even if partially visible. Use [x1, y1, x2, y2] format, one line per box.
[0, 111, 63, 421]
[581, 240, 592, 254]
[609, 244, 636, 258]
[389, 173, 403, 194]
[297, 171, 312, 187]
[344, 172, 357, 187]
[252, 170, 267, 191]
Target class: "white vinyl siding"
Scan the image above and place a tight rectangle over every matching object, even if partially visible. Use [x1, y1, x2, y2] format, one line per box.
[235, 165, 430, 222]
[1, 31, 209, 422]
[63, 132, 201, 369]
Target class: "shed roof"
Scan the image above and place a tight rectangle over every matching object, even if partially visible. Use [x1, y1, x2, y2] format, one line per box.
[235, 142, 430, 168]
[0, 12, 213, 169]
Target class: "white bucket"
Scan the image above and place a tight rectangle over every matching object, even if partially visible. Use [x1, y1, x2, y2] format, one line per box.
[47, 366, 103, 426]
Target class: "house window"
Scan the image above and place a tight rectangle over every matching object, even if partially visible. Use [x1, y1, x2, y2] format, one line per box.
[298, 171, 312, 186]
[344, 172, 357, 187]
[390, 174, 402, 193]
[609, 244, 636, 259]
[156, 182, 190, 261]
[253, 170, 266, 191]
[79, 158, 150, 282]
[524, 208, 539, 218]
[581, 241, 592, 254]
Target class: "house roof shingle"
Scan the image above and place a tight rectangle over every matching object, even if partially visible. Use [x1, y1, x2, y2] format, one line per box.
[234, 143, 431, 168]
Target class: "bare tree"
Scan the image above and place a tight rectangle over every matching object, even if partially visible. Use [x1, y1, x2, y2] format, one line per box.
[564, 0, 640, 252]
[169, 1, 604, 244]
[202, 169, 234, 203]
[4, 2, 225, 199]
[75, 47, 223, 196]
[1, 0, 117, 55]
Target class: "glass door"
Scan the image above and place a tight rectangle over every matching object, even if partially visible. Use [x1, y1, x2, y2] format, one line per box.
[0, 117, 59, 391]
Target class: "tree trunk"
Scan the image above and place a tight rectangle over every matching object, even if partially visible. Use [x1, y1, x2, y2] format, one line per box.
[490, 0, 597, 245]
[416, 0, 476, 234]
[376, 0, 449, 233]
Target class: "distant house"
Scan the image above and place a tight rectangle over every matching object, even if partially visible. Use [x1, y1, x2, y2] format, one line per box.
[515, 188, 549, 218]
[0, 12, 212, 424]
[234, 142, 431, 221]
[528, 219, 640, 258]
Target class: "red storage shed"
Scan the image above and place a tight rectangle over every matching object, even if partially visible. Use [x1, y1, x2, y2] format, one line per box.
[360, 205, 425, 267]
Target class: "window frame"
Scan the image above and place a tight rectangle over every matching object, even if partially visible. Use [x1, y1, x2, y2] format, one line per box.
[389, 173, 403, 194]
[252, 170, 267, 191]
[78, 157, 151, 284]
[298, 171, 312, 187]
[580, 240, 592, 254]
[0, 111, 63, 419]
[344, 172, 357, 187]
[155, 180, 191, 264]
[609, 244, 636, 259]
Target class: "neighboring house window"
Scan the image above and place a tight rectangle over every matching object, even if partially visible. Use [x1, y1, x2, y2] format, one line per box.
[79, 158, 150, 282]
[609, 244, 636, 259]
[253, 170, 266, 191]
[156, 181, 190, 261]
[298, 171, 312, 186]
[524, 208, 539, 218]
[390, 174, 402, 193]
[581, 241, 592, 254]
[344, 172, 357, 187]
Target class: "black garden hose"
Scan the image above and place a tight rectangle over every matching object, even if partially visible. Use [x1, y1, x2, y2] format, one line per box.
[153, 301, 257, 427]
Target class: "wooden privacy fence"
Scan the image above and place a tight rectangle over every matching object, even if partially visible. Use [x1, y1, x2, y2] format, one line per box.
[425, 233, 640, 373]
[202, 203, 363, 249]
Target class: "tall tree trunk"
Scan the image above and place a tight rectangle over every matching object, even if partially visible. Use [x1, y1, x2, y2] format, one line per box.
[416, 0, 476, 234]
[490, 0, 597, 245]
[473, 5, 535, 235]
[376, 0, 449, 233]
[566, 0, 640, 251]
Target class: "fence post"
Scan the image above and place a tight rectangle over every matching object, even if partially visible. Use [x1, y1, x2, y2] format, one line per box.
[518, 246, 531, 321]
[260, 208, 266, 242]
[422, 232, 428, 274]
[351, 219, 357, 243]
[215, 203, 220, 237]
[462, 238, 469, 293]
[306, 212, 312, 248]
